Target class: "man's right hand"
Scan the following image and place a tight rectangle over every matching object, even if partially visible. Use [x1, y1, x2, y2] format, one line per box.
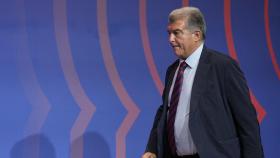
[141, 152, 157, 158]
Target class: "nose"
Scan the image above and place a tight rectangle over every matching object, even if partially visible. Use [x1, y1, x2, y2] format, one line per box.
[169, 33, 175, 43]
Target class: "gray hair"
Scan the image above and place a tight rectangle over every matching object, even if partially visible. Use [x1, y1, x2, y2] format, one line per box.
[168, 7, 206, 40]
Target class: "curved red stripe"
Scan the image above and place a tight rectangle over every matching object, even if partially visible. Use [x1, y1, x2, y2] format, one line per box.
[224, 0, 238, 61]
[224, 0, 266, 122]
[139, 0, 164, 95]
[16, 0, 51, 157]
[97, 1, 140, 158]
[264, 0, 280, 79]
[16, 0, 51, 137]
[182, 0, 189, 6]
[53, 0, 96, 157]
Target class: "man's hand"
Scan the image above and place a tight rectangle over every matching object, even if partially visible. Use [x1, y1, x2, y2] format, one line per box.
[142, 152, 156, 158]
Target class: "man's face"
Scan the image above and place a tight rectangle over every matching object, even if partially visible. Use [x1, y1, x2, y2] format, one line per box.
[167, 20, 197, 59]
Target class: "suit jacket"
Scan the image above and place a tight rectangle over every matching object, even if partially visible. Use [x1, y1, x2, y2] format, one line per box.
[145, 46, 264, 158]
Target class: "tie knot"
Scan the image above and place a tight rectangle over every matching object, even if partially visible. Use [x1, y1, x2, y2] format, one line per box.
[179, 61, 187, 71]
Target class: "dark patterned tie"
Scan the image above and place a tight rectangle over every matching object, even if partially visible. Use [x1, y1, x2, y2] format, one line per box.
[167, 61, 187, 156]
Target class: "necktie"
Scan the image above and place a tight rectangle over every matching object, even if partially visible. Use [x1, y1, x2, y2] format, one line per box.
[167, 61, 187, 156]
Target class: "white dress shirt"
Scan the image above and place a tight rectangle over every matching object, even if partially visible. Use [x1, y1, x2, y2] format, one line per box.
[168, 43, 203, 155]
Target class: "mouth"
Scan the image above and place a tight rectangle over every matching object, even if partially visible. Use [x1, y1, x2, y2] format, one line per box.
[171, 45, 179, 48]
[172, 45, 180, 50]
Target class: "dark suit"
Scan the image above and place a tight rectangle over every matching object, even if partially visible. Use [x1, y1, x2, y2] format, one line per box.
[145, 46, 264, 158]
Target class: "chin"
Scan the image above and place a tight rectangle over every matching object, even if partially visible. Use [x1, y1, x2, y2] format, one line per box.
[174, 53, 184, 59]
[174, 52, 181, 57]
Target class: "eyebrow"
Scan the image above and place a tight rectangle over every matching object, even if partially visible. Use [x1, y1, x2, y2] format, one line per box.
[167, 28, 184, 33]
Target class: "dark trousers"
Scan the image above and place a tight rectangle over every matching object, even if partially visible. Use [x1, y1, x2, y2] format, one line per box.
[169, 153, 199, 158]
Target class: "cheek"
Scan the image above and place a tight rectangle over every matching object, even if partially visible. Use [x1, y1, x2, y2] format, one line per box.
[181, 37, 192, 48]
[176, 38, 184, 46]
[180, 40, 188, 48]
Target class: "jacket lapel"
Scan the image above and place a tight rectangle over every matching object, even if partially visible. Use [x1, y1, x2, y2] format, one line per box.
[163, 60, 179, 107]
[189, 46, 210, 114]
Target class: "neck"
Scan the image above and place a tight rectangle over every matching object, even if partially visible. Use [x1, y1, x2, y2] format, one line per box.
[183, 41, 203, 59]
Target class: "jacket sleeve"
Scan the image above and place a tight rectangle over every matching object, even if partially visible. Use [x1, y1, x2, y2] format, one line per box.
[225, 59, 264, 158]
[145, 105, 163, 154]
[145, 64, 174, 154]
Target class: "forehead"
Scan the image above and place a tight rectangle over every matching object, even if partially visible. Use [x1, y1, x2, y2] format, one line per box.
[167, 20, 186, 31]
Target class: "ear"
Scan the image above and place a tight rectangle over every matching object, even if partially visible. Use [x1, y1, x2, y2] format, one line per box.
[192, 31, 202, 42]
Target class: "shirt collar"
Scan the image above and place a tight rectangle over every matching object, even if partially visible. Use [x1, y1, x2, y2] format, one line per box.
[180, 43, 204, 69]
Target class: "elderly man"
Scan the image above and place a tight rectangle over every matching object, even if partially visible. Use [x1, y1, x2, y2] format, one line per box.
[142, 6, 264, 158]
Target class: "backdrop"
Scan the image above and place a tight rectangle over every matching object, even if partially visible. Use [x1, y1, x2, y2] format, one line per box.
[0, 0, 279, 158]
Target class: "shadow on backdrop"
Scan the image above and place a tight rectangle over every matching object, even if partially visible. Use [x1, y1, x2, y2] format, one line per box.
[71, 131, 111, 158]
[10, 134, 56, 158]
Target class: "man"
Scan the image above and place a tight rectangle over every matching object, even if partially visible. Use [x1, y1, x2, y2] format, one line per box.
[142, 7, 264, 158]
